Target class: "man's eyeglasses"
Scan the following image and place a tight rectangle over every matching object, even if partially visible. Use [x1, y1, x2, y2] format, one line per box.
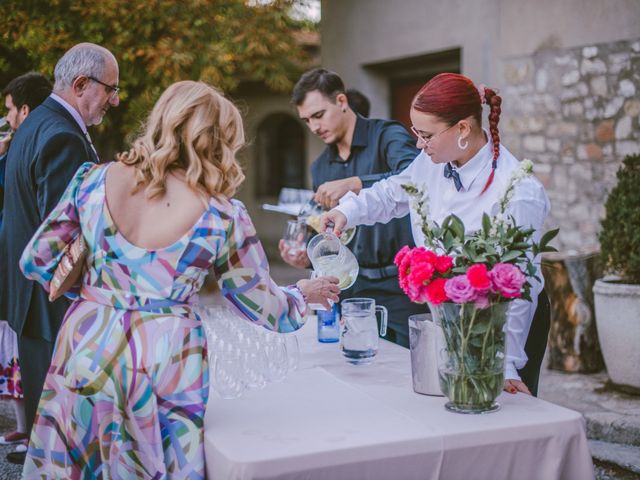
[87, 76, 120, 97]
[410, 123, 455, 146]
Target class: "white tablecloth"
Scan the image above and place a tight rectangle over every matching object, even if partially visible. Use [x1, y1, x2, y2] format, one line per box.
[204, 319, 594, 480]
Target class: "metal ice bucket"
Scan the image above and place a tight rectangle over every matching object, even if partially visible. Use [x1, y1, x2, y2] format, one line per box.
[408, 313, 444, 396]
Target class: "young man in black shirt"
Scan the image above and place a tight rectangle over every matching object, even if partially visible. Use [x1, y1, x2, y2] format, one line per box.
[279, 68, 425, 347]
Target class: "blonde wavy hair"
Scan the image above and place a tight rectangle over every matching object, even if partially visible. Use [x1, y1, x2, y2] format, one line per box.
[117, 80, 245, 200]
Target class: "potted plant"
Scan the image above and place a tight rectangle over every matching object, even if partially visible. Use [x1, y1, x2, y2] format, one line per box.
[594, 153, 640, 393]
[395, 161, 557, 413]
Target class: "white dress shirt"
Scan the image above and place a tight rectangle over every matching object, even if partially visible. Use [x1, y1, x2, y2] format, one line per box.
[336, 141, 550, 380]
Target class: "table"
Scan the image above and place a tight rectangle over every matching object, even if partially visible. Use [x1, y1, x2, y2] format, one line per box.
[204, 319, 594, 480]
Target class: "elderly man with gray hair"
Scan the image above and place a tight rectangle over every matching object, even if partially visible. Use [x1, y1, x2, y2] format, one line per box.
[0, 42, 119, 465]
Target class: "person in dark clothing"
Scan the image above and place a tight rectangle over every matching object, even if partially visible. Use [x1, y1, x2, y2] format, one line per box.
[279, 68, 425, 347]
[0, 43, 119, 465]
[0, 72, 53, 223]
[0, 71, 52, 462]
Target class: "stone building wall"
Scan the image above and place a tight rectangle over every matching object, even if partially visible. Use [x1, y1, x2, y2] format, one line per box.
[501, 38, 640, 251]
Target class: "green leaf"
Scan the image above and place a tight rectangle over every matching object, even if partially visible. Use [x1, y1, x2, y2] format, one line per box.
[500, 250, 524, 262]
[443, 231, 454, 251]
[539, 228, 559, 249]
[449, 215, 465, 239]
[485, 244, 497, 255]
[482, 213, 491, 236]
[470, 322, 489, 334]
[526, 263, 537, 276]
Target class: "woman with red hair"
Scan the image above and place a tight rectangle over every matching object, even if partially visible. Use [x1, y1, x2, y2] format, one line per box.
[322, 73, 551, 396]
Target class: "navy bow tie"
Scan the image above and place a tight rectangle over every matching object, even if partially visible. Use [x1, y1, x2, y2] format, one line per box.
[444, 163, 463, 191]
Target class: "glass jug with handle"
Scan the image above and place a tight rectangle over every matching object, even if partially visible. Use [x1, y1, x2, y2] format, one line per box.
[307, 231, 359, 291]
[341, 298, 388, 365]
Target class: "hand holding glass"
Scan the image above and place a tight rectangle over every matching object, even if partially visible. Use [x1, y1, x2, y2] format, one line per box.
[282, 220, 307, 257]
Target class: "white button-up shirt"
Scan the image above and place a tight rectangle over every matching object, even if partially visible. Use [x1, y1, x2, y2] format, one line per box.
[336, 141, 550, 380]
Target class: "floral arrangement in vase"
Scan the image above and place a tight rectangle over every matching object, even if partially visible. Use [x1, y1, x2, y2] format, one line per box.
[395, 160, 558, 413]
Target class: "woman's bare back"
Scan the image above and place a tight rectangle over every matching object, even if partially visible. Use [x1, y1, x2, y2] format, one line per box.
[105, 162, 209, 250]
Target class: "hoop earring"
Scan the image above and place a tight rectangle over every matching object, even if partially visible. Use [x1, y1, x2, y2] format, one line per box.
[457, 136, 469, 150]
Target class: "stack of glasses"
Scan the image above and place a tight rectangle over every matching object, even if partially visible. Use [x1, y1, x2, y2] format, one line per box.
[196, 305, 300, 399]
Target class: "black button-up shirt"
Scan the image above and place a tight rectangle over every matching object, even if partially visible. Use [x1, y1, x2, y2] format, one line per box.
[311, 115, 417, 271]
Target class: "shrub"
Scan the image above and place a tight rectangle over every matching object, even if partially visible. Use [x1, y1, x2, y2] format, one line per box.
[599, 153, 640, 283]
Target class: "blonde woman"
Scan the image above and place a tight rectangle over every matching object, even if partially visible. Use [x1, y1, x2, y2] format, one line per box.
[18, 81, 340, 478]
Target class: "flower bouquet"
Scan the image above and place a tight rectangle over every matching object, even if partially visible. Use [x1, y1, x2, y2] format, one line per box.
[395, 161, 557, 413]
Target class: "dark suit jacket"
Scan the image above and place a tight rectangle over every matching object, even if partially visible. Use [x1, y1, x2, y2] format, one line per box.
[0, 96, 98, 340]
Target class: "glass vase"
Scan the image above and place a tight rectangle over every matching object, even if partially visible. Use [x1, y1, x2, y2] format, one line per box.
[429, 301, 510, 414]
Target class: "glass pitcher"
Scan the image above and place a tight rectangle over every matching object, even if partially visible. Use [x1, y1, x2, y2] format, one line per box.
[307, 232, 359, 290]
[341, 298, 388, 365]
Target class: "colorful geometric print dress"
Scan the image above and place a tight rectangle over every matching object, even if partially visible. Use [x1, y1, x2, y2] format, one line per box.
[19, 162, 307, 479]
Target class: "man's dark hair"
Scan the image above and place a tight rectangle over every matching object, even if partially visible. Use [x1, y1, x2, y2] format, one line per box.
[2, 72, 52, 111]
[346, 89, 371, 118]
[291, 68, 345, 106]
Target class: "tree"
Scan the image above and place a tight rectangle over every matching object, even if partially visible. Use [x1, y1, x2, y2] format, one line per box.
[0, 0, 317, 155]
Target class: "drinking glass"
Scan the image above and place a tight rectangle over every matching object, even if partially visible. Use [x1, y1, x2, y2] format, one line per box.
[212, 348, 245, 399]
[240, 349, 268, 390]
[282, 219, 307, 256]
[283, 334, 300, 372]
[0, 117, 12, 141]
[263, 334, 289, 382]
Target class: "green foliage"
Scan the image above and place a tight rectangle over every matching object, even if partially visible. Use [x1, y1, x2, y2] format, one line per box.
[0, 0, 316, 154]
[599, 153, 640, 283]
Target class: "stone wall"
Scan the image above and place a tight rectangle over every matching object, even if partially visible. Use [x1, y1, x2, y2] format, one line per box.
[501, 38, 640, 251]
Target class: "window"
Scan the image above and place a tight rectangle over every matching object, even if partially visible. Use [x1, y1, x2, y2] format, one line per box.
[255, 113, 306, 197]
[364, 48, 461, 131]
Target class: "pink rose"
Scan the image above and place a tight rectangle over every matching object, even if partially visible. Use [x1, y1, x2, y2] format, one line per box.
[406, 281, 427, 303]
[411, 247, 438, 266]
[435, 255, 454, 273]
[408, 262, 435, 286]
[398, 262, 411, 290]
[467, 264, 491, 293]
[490, 263, 526, 298]
[444, 275, 477, 304]
[394, 245, 411, 267]
[425, 277, 449, 305]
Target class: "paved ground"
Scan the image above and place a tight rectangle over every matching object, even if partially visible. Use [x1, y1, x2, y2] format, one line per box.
[0, 261, 637, 478]
[539, 368, 640, 479]
[0, 401, 22, 479]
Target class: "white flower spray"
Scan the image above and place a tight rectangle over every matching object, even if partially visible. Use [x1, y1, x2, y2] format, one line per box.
[401, 183, 437, 248]
[496, 159, 534, 216]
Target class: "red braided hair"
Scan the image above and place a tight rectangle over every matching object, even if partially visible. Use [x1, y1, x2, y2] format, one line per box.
[412, 73, 502, 194]
[481, 86, 501, 193]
